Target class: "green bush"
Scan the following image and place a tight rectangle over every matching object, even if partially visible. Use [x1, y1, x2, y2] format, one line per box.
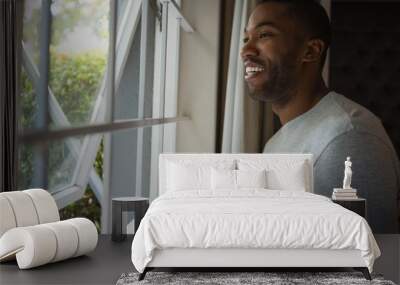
[49, 52, 106, 125]
[59, 185, 102, 232]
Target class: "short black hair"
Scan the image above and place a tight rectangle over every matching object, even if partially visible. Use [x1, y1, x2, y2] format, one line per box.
[256, 0, 331, 68]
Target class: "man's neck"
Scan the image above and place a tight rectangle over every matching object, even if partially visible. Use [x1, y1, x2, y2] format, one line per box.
[272, 78, 329, 125]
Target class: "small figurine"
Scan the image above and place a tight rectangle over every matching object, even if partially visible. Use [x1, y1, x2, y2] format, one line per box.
[343, 156, 353, 189]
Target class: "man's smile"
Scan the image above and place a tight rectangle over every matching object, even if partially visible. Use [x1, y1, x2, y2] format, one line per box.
[244, 60, 265, 81]
[245, 67, 265, 81]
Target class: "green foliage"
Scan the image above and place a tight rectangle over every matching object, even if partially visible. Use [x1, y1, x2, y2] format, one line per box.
[94, 140, 104, 180]
[19, 52, 106, 128]
[59, 186, 102, 232]
[49, 52, 106, 125]
[19, 68, 37, 128]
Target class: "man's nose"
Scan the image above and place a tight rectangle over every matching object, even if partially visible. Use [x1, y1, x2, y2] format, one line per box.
[240, 39, 259, 60]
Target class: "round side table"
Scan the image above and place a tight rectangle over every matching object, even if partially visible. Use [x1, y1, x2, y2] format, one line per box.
[112, 197, 149, 242]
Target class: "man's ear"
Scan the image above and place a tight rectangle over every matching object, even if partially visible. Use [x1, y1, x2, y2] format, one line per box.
[302, 39, 325, 63]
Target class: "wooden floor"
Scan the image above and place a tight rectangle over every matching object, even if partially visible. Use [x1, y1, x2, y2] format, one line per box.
[0, 235, 398, 285]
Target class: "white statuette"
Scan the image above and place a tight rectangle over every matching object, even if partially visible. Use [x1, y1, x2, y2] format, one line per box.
[343, 156, 353, 189]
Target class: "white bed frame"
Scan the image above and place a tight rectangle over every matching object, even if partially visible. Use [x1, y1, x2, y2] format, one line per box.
[148, 248, 366, 267]
[139, 154, 371, 280]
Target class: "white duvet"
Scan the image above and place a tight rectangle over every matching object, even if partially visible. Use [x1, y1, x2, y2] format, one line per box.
[131, 189, 380, 273]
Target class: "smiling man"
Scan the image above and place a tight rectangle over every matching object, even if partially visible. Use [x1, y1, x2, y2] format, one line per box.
[241, 0, 399, 233]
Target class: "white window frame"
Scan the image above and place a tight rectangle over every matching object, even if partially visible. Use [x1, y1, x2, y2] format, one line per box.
[149, 0, 189, 201]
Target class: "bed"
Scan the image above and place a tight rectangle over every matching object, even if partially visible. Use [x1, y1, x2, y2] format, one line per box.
[131, 153, 380, 280]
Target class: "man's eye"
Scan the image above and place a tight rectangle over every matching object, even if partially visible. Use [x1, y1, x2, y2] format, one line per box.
[259, 32, 272, 39]
[243, 37, 249, 44]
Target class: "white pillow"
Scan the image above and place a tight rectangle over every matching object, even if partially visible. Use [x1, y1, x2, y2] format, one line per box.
[269, 162, 307, 191]
[237, 159, 308, 191]
[165, 159, 236, 192]
[166, 162, 211, 191]
[211, 169, 268, 190]
[211, 168, 236, 189]
[236, 169, 267, 188]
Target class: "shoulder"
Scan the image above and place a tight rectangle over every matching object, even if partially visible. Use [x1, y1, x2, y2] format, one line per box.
[328, 92, 386, 136]
[315, 130, 399, 175]
[312, 92, 396, 159]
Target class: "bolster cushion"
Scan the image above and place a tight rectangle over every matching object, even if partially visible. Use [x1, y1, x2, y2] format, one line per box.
[0, 218, 98, 269]
[0, 189, 60, 238]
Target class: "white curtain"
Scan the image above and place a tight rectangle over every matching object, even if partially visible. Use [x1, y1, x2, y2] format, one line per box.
[221, 0, 249, 153]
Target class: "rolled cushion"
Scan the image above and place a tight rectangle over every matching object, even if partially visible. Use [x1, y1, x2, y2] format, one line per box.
[0, 191, 39, 227]
[0, 226, 57, 268]
[0, 196, 16, 237]
[66, 218, 98, 257]
[0, 189, 60, 239]
[42, 221, 79, 262]
[0, 218, 98, 269]
[24, 189, 60, 224]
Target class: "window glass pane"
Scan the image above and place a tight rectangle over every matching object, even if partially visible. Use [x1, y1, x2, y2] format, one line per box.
[147, 125, 159, 200]
[59, 187, 101, 232]
[23, 0, 42, 66]
[18, 134, 103, 232]
[17, 135, 80, 192]
[59, 138, 103, 232]
[17, 66, 37, 190]
[21, 1, 41, 134]
[137, 123, 179, 200]
[19, 0, 109, 194]
[48, 135, 80, 192]
[115, 20, 141, 120]
[19, 66, 38, 131]
[117, 0, 129, 27]
[107, 122, 178, 201]
[17, 143, 35, 190]
[114, 1, 156, 120]
[49, 0, 109, 128]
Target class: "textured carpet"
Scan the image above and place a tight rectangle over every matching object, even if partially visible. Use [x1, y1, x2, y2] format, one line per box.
[116, 271, 396, 285]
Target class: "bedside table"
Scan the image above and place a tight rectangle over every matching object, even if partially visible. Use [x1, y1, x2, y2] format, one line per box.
[112, 197, 149, 242]
[332, 198, 366, 218]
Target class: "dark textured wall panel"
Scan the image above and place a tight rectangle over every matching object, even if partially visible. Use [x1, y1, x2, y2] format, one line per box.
[330, 0, 400, 228]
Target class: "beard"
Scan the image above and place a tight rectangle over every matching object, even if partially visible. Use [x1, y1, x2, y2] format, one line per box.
[247, 57, 298, 105]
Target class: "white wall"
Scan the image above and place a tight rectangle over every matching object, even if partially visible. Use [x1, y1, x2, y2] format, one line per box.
[176, 0, 221, 153]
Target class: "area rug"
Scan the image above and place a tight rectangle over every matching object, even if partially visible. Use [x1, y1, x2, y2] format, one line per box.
[116, 271, 396, 285]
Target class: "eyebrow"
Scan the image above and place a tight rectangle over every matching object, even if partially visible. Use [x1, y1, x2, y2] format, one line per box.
[244, 21, 280, 33]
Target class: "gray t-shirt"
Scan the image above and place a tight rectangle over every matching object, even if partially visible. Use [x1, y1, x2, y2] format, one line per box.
[264, 91, 399, 233]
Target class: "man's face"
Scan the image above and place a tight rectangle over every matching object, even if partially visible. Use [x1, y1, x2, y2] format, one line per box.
[241, 2, 306, 103]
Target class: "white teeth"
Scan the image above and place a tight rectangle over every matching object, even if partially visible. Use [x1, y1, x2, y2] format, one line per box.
[245, 66, 264, 74]
[245, 66, 264, 79]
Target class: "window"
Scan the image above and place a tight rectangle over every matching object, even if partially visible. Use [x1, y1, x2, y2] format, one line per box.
[18, 0, 193, 233]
